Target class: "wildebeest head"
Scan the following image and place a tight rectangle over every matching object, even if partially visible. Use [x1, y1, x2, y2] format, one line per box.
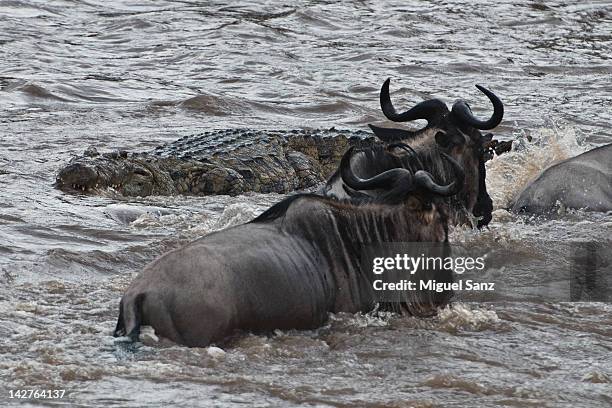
[367, 78, 505, 228]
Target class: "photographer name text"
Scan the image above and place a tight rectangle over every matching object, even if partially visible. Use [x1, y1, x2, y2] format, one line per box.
[373, 279, 495, 292]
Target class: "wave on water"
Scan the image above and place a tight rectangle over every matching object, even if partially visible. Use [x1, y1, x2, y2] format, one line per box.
[2, 80, 69, 102]
[176, 91, 376, 124]
[178, 93, 244, 116]
[1, 78, 141, 105]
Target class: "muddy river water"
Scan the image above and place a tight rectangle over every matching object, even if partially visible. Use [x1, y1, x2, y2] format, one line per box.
[1, 1, 611, 407]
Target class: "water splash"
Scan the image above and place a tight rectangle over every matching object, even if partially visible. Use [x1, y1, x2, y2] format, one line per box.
[436, 303, 501, 332]
[486, 126, 589, 210]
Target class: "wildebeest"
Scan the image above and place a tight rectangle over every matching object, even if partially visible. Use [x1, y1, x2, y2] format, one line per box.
[324, 79, 505, 228]
[511, 143, 612, 214]
[114, 148, 464, 347]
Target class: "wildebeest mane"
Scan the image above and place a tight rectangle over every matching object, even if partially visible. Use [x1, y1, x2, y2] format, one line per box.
[358, 144, 403, 174]
[251, 193, 321, 223]
[251, 188, 420, 224]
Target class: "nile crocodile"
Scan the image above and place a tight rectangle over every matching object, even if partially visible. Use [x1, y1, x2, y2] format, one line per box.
[55, 128, 377, 196]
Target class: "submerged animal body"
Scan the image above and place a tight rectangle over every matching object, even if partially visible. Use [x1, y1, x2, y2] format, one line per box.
[511, 143, 612, 214]
[114, 148, 465, 347]
[324, 79, 506, 228]
[55, 128, 377, 196]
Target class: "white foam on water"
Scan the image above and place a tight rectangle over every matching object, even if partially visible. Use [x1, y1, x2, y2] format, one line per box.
[175, 202, 258, 234]
[330, 309, 395, 328]
[206, 346, 226, 359]
[210, 202, 261, 231]
[130, 212, 193, 229]
[140, 326, 159, 343]
[436, 303, 501, 332]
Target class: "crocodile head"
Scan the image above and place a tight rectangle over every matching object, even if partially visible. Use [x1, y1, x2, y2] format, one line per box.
[55, 152, 176, 196]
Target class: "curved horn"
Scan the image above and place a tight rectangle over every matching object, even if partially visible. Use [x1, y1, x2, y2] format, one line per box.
[369, 124, 416, 142]
[414, 153, 465, 196]
[340, 147, 413, 191]
[451, 85, 504, 130]
[380, 78, 448, 124]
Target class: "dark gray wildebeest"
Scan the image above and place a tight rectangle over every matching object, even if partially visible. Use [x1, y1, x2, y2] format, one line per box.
[511, 143, 612, 214]
[324, 78, 509, 228]
[114, 147, 465, 347]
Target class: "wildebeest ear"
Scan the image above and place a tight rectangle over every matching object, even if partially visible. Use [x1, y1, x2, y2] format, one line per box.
[435, 131, 454, 148]
[368, 124, 415, 142]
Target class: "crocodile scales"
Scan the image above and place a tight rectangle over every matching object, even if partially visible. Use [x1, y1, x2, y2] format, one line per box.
[55, 128, 378, 196]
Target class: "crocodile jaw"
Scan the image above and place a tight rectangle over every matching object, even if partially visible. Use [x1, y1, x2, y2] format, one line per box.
[54, 160, 131, 193]
[55, 162, 101, 192]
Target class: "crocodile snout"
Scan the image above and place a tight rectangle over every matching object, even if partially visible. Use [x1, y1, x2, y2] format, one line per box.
[55, 163, 98, 192]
